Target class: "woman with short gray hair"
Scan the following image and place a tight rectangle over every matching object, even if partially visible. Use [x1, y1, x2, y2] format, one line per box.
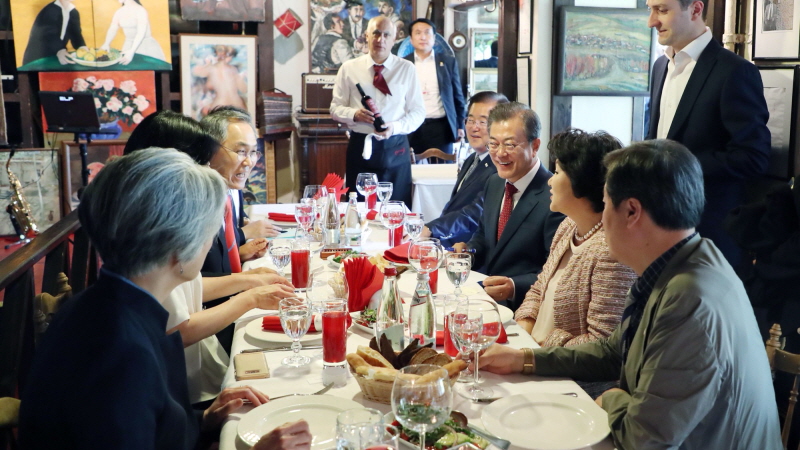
[19, 148, 311, 450]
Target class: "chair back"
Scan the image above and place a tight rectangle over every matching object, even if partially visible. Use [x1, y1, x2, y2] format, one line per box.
[767, 323, 800, 449]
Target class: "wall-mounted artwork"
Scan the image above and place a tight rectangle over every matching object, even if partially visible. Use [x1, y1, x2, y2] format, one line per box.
[180, 0, 266, 22]
[753, 0, 800, 59]
[556, 7, 651, 96]
[309, 0, 415, 74]
[758, 66, 799, 179]
[180, 34, 257, 122]
[61, 139, 126, 211]
[10, 0, 171, 72]
[39, 71, 156, 141]
[0, 148, 64, 235]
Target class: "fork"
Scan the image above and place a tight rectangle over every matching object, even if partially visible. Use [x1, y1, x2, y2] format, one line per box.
[269, 382, 334, 401]
[471, 392, 578, 403]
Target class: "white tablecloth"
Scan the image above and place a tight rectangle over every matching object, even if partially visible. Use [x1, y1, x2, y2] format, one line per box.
[226, 204, 614, 450]
[410, 165, 458, 221]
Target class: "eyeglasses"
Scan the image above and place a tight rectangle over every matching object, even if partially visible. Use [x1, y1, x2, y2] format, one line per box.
[221, 144, 262, 161]
[488, 142, 523, 155]
[465, 118, 488, 128]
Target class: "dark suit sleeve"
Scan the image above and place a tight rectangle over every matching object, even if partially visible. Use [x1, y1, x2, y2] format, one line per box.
[67, 10, 86, 49]
[509, 210, 564, 306]
[694, 62, 771, 180]
[426, 178, 487, 245]
[449, 57, 466, 136]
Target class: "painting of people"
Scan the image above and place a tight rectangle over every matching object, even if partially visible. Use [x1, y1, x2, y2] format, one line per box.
[10, 0, 171, 72]
[180, 0, 266, 22]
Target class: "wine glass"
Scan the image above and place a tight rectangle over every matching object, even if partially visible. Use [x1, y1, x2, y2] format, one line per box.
[306, 270, 349, 314]
[391, 364, 452, 450]
[380, 201, 406, 247]
[356, 173, 378, 206]
[405, 213, 425, 242]
[279, 298, 312, 366]
[454, 299, 501, 400]
[408, 239, 443, 275]
[377, 181, 393, 207]
[294, 198, 315, 238]
[267, 239, 291, 277]
[302, 185, 328, 201]
[445, 252, 472, 295]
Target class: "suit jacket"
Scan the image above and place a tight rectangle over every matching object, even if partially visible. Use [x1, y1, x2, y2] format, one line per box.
[19, 270, 201, 450]
[23, 3, 86, 65]
[534, 236, 782, 449]
[647, 39, 771, 265]
[202, 190, 247, 277]
[467, 165, 564, 309]
[427, 151, 496, 246]
[404, 51, 467, 142]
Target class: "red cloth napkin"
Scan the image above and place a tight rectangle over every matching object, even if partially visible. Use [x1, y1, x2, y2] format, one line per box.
[343, 256, 383, 312]
[268, 212, 297, 222]
[435, 322, 508, 345]
[321, 173, 349, 200]
[366, 210, 378, 220]
[384, 242, 411, 264]
[261, 314, 352, 332]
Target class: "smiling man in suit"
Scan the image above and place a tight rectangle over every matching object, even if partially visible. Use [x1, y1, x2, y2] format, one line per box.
[453, 102, 564, 310]
[421, 91, 508, 246]
[646, 0, 771, 271]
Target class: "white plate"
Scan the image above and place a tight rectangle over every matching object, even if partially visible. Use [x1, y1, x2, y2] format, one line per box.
[238, 395, 364, 448]
[270, 220, 298, 228]
[244, 318, 322, 345]
[67, 52, 121, 67]
[481, 393, 610, 450]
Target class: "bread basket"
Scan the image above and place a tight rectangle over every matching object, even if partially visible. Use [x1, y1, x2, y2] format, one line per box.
[350, 367, 459, 404]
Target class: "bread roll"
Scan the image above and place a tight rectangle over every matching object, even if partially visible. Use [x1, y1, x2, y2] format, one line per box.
[442, 360, 467, 378]
[357, 345, 394, 369]
[409, 347, 438, 366]
[347, 353, 369, 372]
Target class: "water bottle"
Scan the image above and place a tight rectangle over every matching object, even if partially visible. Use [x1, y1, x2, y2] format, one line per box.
[343, 192, 362, 250]
[408, 272, 435, 346]
[323, 191, 340, 246]
[375, 266, 405, 352]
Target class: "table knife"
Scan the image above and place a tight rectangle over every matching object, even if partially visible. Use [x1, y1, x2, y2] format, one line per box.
[240, 345, 322, 354]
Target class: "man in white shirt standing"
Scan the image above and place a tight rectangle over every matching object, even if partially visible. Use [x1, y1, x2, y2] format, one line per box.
[331, 16, 425, 205]
[404, 18, 466, 162]
[645, 0, 770, 271]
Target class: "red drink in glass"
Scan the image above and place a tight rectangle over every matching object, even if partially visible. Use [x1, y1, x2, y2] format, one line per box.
[388, 225, 403, 247]
[443, 312, 458, 356]
[367, 192, 377, 209]
[429, 269, 439, 294]
[291, 249, 310, 288]
[322, 309, 348, 365]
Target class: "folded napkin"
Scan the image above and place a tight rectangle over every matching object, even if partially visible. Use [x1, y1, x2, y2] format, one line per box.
[261, 314, 352, 332]
[435, 322, 508, 346]
[384, 241, 411, 264]
[268, 212, 297, 222]
[366, 210, 378, 220]
[321, 173, 349, 200]
[344, 256, 383, 312]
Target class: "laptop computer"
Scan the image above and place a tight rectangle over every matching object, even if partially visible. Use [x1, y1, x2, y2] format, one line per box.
[39, 91, 101, 134]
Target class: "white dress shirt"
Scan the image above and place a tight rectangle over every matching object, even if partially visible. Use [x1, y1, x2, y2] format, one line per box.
[413, 50, 446, 119]
[54, 0, 76, 41]
[347, 17, 362, 41]
[502, 158, 541, 209]
[656, 28, 713, 139]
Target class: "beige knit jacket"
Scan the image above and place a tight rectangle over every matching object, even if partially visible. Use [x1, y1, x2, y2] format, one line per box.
[515, 217, 637, 347]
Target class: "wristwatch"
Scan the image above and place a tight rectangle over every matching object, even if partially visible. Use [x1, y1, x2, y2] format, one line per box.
[522, 348, 534, 375]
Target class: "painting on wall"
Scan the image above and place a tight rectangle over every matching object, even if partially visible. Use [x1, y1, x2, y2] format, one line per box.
[180, 0, 266, 22]
[308, 0, 415, 74]
[39, 71, 156, 141]
[758, 66, 798, 179]
[10, 0, 171, 72]
[61, 139, 126, 211]
[556, 7, 652, 96]
[180, 34, 257, 122]
[753, 0, 800, 59]
[0, 148, 64, 236]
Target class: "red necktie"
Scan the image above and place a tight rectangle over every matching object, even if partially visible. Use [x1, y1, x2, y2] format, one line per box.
[497, 183, 518, 241]
[224, 195, 242, 273]
[373, 64, 392, 96]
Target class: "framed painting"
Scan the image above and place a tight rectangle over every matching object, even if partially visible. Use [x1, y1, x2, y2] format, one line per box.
[180, 0, 266, 22]
[180, 34, 257, 122]
[556, 7, 652, 96]
[308, 0, 415, 74]
[39, 71, 156, 142]
[10, 0, 171, 72]
[60, 139, 127, 211]
[753, 0, 800, 59]
[758, 65, 799, 179]
[0, 148, 64, 236]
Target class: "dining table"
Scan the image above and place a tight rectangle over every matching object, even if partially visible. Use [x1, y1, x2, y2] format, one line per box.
[410, 164, 459, 221]
[221, 203, 616, 450]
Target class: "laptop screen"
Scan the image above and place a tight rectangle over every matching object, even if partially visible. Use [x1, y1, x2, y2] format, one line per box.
[39, 91, 101, 134]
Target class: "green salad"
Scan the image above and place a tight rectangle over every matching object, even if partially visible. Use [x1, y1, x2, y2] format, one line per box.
[390, 418, 490, 450]
[332, 249, 361, 263]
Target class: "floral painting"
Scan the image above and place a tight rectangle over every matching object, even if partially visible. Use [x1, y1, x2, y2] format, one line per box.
[39, 71, 157, 140]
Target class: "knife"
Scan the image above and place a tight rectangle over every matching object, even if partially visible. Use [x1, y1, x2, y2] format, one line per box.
[240, 345, 323, 354]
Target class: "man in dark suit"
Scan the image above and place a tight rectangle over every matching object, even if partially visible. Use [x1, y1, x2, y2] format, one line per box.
[404, 18, 466, 161]
[646, 0, 771, 270]
[421, 91, 508, 246]
[453, 102, 564, 310]
[341, 0, 367, 48]
[23, 0, 87, 66]
[474, 41, 498, 68]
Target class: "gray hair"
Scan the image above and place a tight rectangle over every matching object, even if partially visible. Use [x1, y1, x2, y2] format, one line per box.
[200, 106, 256, 144]
[488, 101, 541, 143]
[78, 148, 227, 278]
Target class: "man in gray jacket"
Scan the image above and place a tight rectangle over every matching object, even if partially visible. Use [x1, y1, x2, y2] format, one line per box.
[478, 139, 781, 449]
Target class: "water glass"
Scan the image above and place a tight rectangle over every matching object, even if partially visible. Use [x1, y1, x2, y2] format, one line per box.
[268, 239, 291, 277]
[291, 238, 311, 289]
[363, 426, 400, 450]
[322, 298, 349, 367]
[445, 252, 472, 295]
[356, 173, 378, 209]
[336, 408, 384, 450]
[380, 201, 406, 247]
[377, 181, 393, 206]
[279, 298, 312, 367]
[303, 184, 328, 200]
[435, 294, 461, 357]
[307, 270, 349, 313]
[391, 365, 452, 450]
[455, 299, 501, 400]
[405, 213, 424, 242]
[295, 198, 315, 238]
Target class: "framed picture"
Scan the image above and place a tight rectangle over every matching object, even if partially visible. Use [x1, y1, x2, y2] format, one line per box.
[10, 0, 171, 72]
[60, 139, 127, 212]
[470, 68, 498, 95]
[518, 0, 532, 54]
[180, 34, 257, 122]
[180, 0, 266, 22]
[556, 7, 652, 96]
[308, 0, 415, 74]
[517, 57, 531, 106]
[758, 65, 799, 179]
[470, 28, 499, 68]
[753, 0, 800, 59]
[0, 148, 64, 236]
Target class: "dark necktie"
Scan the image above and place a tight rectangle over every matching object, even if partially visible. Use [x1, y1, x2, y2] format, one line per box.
[497, 182, 518, 241]
[373, 64, 392, 96]
[457, 154, 480, 192]
[224, 195, 242, 273]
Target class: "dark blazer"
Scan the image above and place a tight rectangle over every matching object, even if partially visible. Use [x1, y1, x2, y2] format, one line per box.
[467, 165, 564, 309]
[647, 38, 771, 266]
[474, 56, 498, 68]
[19, 270, 201, 449]
[404, 51, 467, 142]
[427, 151, 496, 246]
[23, 3, 86, 65]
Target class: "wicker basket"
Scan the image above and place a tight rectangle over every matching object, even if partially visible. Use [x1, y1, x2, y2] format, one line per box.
[350, 368, 459, 404]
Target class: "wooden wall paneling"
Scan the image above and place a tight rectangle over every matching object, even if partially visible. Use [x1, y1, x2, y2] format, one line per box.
[264, 140, 277, 203]
[17, 73, 38, 148]
[498, 0, 518, 100]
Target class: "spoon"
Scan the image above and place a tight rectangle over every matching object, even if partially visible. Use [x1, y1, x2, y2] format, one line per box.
[450, 411, 511, 450]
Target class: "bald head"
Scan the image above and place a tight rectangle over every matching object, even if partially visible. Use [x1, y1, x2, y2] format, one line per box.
[367, 16, 396, 63]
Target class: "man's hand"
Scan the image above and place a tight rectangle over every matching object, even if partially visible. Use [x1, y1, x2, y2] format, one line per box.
[451, 242, 469, 253]
[56, 49, 75, 65]
[375, 122, 394, 140]
[252, 420, 312, 450]
[240, 238, 268, 262]
[595, 388, 625, 408]
[354, 108, 376, 124]
[243, 219, 283, 239]
[483, 276, 513, 302]
[202, 386, 269, 432]
[420, 226, 432, 239]
[468, 344, 526, 374]
[243, 284, 297, 310]
[516, 317, 535, 334]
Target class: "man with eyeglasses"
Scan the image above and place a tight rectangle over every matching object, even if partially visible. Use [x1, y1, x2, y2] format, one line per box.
[420, 91, 508, 246]
[453, 102, 563, 311]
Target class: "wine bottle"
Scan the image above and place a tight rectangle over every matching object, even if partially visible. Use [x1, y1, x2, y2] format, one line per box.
[355, 83, 388, 132]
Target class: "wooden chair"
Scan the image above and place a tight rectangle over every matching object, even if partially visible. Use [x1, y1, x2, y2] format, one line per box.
[412, 148, 456, 164]
[767, 323, 800, 449]
[0, 397, 19, 450]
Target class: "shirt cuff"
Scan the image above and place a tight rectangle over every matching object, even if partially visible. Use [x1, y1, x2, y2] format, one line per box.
[509, 278, 516, 301]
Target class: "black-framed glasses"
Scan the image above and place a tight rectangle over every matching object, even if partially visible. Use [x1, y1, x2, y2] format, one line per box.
[221, 144, 262, 161]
